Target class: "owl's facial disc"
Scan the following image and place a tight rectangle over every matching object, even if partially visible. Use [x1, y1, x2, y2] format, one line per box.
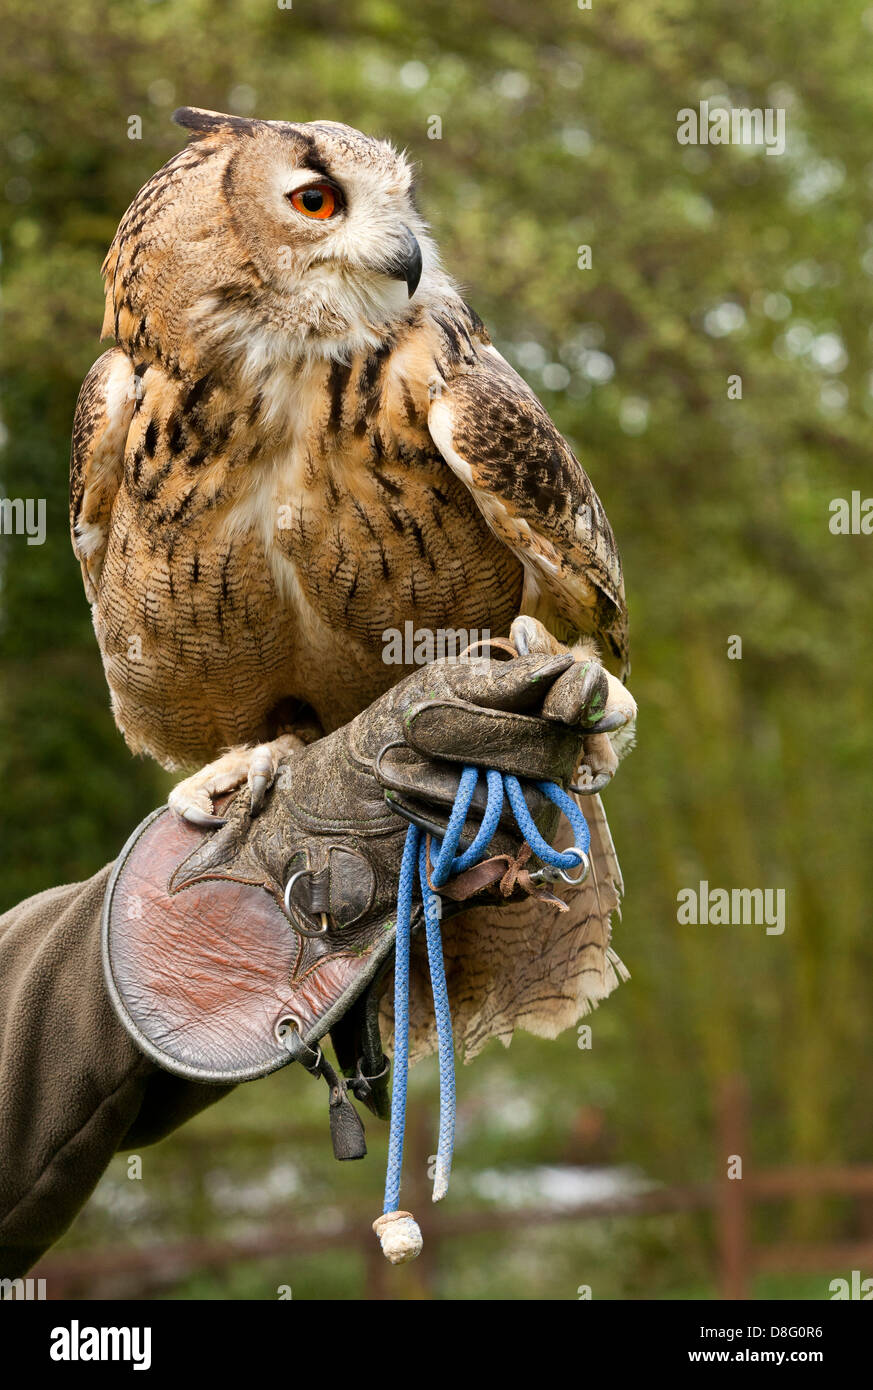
[193, 116, 435, 352]
[280, 165, 423, 300]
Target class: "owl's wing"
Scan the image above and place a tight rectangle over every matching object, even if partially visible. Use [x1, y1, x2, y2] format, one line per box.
[425, 336, 632, 1039]
[427, 344, 628, 675]
[70, 348, 135, 602]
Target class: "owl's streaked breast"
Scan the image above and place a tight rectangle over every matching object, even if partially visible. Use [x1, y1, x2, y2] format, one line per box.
[96, 340, 522, 764]
[218, 335, 523, 651]
[263, 433, 522, 646]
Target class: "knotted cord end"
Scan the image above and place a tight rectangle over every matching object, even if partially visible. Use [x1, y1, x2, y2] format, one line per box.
[373, 1210, 423, 1264]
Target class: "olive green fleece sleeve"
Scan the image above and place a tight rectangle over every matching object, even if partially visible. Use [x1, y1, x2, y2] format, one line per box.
[0, 866, 233, 1277]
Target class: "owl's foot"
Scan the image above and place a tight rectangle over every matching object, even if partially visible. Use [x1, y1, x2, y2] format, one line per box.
[168, 734, 306, 828]
[509, 615, 637, 792]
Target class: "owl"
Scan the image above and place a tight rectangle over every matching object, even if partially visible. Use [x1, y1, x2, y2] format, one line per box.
[70, 108, 637, 1050]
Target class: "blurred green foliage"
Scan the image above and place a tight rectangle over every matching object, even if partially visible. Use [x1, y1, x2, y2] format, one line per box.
[2, 0, 872, 1298]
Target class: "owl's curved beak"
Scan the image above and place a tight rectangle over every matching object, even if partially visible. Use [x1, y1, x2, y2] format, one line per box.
[383, 225, 422, 298]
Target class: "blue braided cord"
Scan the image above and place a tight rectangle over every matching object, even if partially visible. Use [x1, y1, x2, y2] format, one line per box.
[535, 780, 591, 857]
[426, 766, 478, 887]
[382, 768, 588, 1216]
[382, 824, 419, 1214]
[446, 768, 504, 875]
[503, 774, 590, 866]
[418, 840, 456, 1201]
[429, 767, 505, 886]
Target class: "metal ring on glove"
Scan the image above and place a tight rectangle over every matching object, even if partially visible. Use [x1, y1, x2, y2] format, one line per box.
[276, 1013, 304, 1042]
[529, 844, 590, 887]
[556, 845, 590, 883]
[283, 869, 330, 937]
[276, 1015, 323, 1072]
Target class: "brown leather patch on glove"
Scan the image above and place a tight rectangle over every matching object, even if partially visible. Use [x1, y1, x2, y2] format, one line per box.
[102, 806, 396, 1084]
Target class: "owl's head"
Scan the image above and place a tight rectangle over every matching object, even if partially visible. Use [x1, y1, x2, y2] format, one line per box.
[103, 108, 450, 371]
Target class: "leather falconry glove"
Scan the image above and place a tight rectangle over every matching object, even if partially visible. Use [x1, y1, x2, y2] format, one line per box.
[103, 649, 603, 1160]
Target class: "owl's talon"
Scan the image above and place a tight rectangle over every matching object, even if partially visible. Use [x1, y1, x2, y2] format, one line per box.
[570, 771, 612, 796]
[180, 807, 227, 829]
[167, 772, 229, 826]
[585, 709, 629, 735]
[249, 773, 270, 814]
[168, 736, 304, 828]
[509, 615, 563, 659]
[247, 745, 280, 816]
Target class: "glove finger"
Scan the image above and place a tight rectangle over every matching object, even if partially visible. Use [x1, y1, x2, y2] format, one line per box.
[541, 659, 610, 726]
[435, 652, 573, 713]
[402, 697, 582, 784]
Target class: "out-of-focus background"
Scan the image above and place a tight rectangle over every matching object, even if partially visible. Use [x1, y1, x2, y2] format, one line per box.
[2, 0, 872, 1300]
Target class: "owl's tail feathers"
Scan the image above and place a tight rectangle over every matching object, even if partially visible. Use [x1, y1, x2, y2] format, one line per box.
[586, 786, 624, 905]
[562, 788, 630, 1012]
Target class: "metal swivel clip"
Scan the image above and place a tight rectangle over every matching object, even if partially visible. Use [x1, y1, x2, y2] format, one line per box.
[528, 844, 590, 886]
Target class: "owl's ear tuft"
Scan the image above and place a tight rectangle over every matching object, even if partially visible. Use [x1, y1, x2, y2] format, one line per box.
[172, 107, 264, 139]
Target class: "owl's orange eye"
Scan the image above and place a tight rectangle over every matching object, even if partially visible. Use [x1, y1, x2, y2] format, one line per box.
[289, 184, 338, 219]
